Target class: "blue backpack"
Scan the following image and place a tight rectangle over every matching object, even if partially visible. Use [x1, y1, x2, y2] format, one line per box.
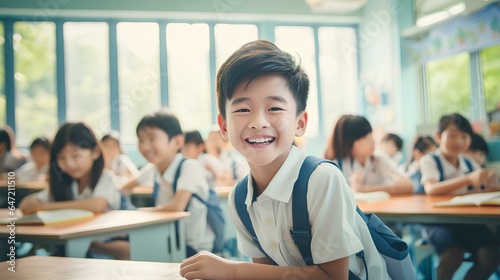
[234, 156, 415, 280]
[412, 154, 478, 194]
[153, 158, 226, 253]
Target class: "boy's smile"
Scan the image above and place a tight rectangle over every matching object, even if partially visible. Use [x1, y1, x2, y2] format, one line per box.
[218, 75, 307, 172]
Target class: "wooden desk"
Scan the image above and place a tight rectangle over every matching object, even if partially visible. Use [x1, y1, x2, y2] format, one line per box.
[0, 256, 184, 280]
[358, 194, 500, 225]
[0, 210, 190, 262]
[0, 179, 48, 190]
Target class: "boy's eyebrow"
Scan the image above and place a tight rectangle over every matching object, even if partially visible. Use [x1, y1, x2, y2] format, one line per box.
[230, 96, 287, 106]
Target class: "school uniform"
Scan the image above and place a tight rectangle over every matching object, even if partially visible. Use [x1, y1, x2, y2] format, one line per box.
[219, 149, 249, 180]
[0, 151, 27, 173]
[15, 162, 49, 181]
[335, 153, 404, 187]
[36, 169, 121, 211]
[419, 149, 499, 255]
[228, 146, 390, 279]
[135, 153, 215, 253]
[196, 152, 227, 183]
[109, 154, 139, 178]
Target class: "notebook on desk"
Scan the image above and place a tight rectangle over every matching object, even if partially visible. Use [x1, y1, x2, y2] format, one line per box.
[433, 191, 500, 207]
[0, 209, 95, 225]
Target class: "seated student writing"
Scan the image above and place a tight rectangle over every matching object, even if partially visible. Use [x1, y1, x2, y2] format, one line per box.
[101, 131, 139, 183]
[181, 130, 228, 186]
[0, 126, 27, 174]
[121, 112, 215, 257]
[324, 115, 413, 194]
[464, 132, 489, 167]
[15, 137, 51, 181]
[420, 113, 500, 280]
[19, 122, 129, 259]
[180, 40, 390, 279]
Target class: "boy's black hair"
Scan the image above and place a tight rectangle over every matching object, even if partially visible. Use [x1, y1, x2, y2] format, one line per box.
[469, 133, 488, 154]
[216, 40, 309, 119]
[30, 136, 50, 151]
[0, 129, 11, 151]
[136, 111, 183, 139]
[382, 133, 403, 151]
[413, 136, 437, 153]
[101, 130, 120, 143]
[437, 113, 473, 136]
[184, 130, 204, 146]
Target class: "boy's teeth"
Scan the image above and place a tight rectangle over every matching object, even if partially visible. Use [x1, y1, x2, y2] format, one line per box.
[248, 137, 273, 143]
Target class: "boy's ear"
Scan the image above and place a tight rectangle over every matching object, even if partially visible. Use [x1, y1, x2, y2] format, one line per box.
[92, 147, 101, 161]
[295, 111, 308, 137]
[217, 114, 229, 141]
[173, 134, 185, 147]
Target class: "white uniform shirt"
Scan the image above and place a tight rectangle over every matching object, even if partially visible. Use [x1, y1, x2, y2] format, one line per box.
[197, 152, 227, 183]
[110, 154, 139, 177]
[228, 146, 390, 279]
[15, 162, 49, 181]
[135, 153, 215, 252]
[36, 170, 121, 211]
[420, 149, 481, 195]
[219, 149, 249, 180]
[335, 154, 403, 187]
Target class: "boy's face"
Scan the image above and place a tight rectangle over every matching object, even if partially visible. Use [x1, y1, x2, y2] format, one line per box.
[101, 139, 121, 161]
[31, 146, 49, 168]
[218, 75, 307, 169]
[181, 143, 203, 159]
[436, 124, 471, 157]
[138, 127, 182, 166]
[381, 140, 398, 157]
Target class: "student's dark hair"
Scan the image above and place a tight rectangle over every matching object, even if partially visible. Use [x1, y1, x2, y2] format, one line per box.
[30, 137, 50, 151]
[437, 113, 473, 136]
[0, 129, 11, 151]
[406, 136, 438, 169]
[216, 40, 309, 119]
[50, 123, 104, 202]
[136, 111, 183, 139]
[184, 130, 204, 146]
[382, 133, 403, 151]
[469, 133, 488, 154]
[101, 130, 122, 153]
[325, 115, 372, 160]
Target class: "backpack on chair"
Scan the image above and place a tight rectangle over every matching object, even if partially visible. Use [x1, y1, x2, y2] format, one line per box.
[234, 155, 416, 280]
[153, 158, 226, 253]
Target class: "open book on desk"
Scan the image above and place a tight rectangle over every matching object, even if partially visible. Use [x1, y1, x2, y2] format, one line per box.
[354, 191, 391, 203]
[0, 209, 95, 225]
[433, 191, 500, 207]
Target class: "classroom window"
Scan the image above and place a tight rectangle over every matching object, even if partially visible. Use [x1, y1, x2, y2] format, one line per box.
[481, 44, 500, 114]
[214, 24, 258, 71]
[275, 26, 319, 138]
[166, 23, 211, 131]
[0, 23, 4, 127]
[117, 22, 161, 143]
[425, 52, 471, 124]
[13, 22, 58, 146]
[318, 27, 358, 134]
[64, 22, 110, 135]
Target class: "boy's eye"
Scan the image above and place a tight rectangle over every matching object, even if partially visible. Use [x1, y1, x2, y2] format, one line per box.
[234, 108, 250, 113]
[269, 107, 283, 112]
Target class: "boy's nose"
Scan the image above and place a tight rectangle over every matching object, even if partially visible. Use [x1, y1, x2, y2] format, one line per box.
[248, 112, 270, 129]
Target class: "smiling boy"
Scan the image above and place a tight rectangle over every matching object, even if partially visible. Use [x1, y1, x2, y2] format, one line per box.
[180, 40, 389, 280]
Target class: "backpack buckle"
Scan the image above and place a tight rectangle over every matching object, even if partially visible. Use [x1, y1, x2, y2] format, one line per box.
[290, 229, 311, 246]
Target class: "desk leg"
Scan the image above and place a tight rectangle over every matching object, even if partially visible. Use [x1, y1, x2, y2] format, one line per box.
[129, 223, 171, 262]
[169, 220, 186, 262]
[65, 237, 93, 258]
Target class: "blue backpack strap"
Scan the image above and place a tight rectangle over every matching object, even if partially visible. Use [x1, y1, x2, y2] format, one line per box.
[152, 158, 188, 205]
[234, 176, 277, 264]
[337, 158, 342, 171]
[152, 181, 160, 206]
[430, 154, 444, 182]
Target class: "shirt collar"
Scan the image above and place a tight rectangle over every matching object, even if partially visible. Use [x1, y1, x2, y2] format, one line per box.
[245, 146, 305, 205]
[157, 153, 184, 183]
[435, 149, 470, 173]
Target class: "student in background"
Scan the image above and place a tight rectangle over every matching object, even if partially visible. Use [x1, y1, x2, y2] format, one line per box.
[19, 122, 128, 259]
[399, 136, 438, 194]
[121, 112, 215, 256]
[180, 40, 390, 279]
[206, 129, 249, 180]
[420, 113, 500, 280]
[15, 137, 50, 181]
[0, 126, 27, 173]
[101, 131, 138, 183]
[464, 133, 489, 167]
[381, 133, 404, 166]
[181, 130, 229, 185]
[325, 115, 413, 194]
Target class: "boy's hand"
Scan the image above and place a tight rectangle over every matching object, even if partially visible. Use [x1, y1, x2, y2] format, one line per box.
[350, 171, 364, 192]
[467, 169, 489, 188]
[180, 251, 235, 280]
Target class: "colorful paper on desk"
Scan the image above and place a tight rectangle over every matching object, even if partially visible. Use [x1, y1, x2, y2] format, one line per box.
[354, 191, 391, 203]
[0, 209, 95, 225]
[433, 191, 500, 207]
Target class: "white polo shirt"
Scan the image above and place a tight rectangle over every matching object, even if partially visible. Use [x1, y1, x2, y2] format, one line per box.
[136, 153, 215, 252]
[228, 146, 390, 279]
[420, 149, 481, 195]
[36, 169, 121, 211]
[15, 162, 49, 181]
[219, 149, 250, 180]
[110, 154, 139, 178]
[335, 154, 403, 187]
